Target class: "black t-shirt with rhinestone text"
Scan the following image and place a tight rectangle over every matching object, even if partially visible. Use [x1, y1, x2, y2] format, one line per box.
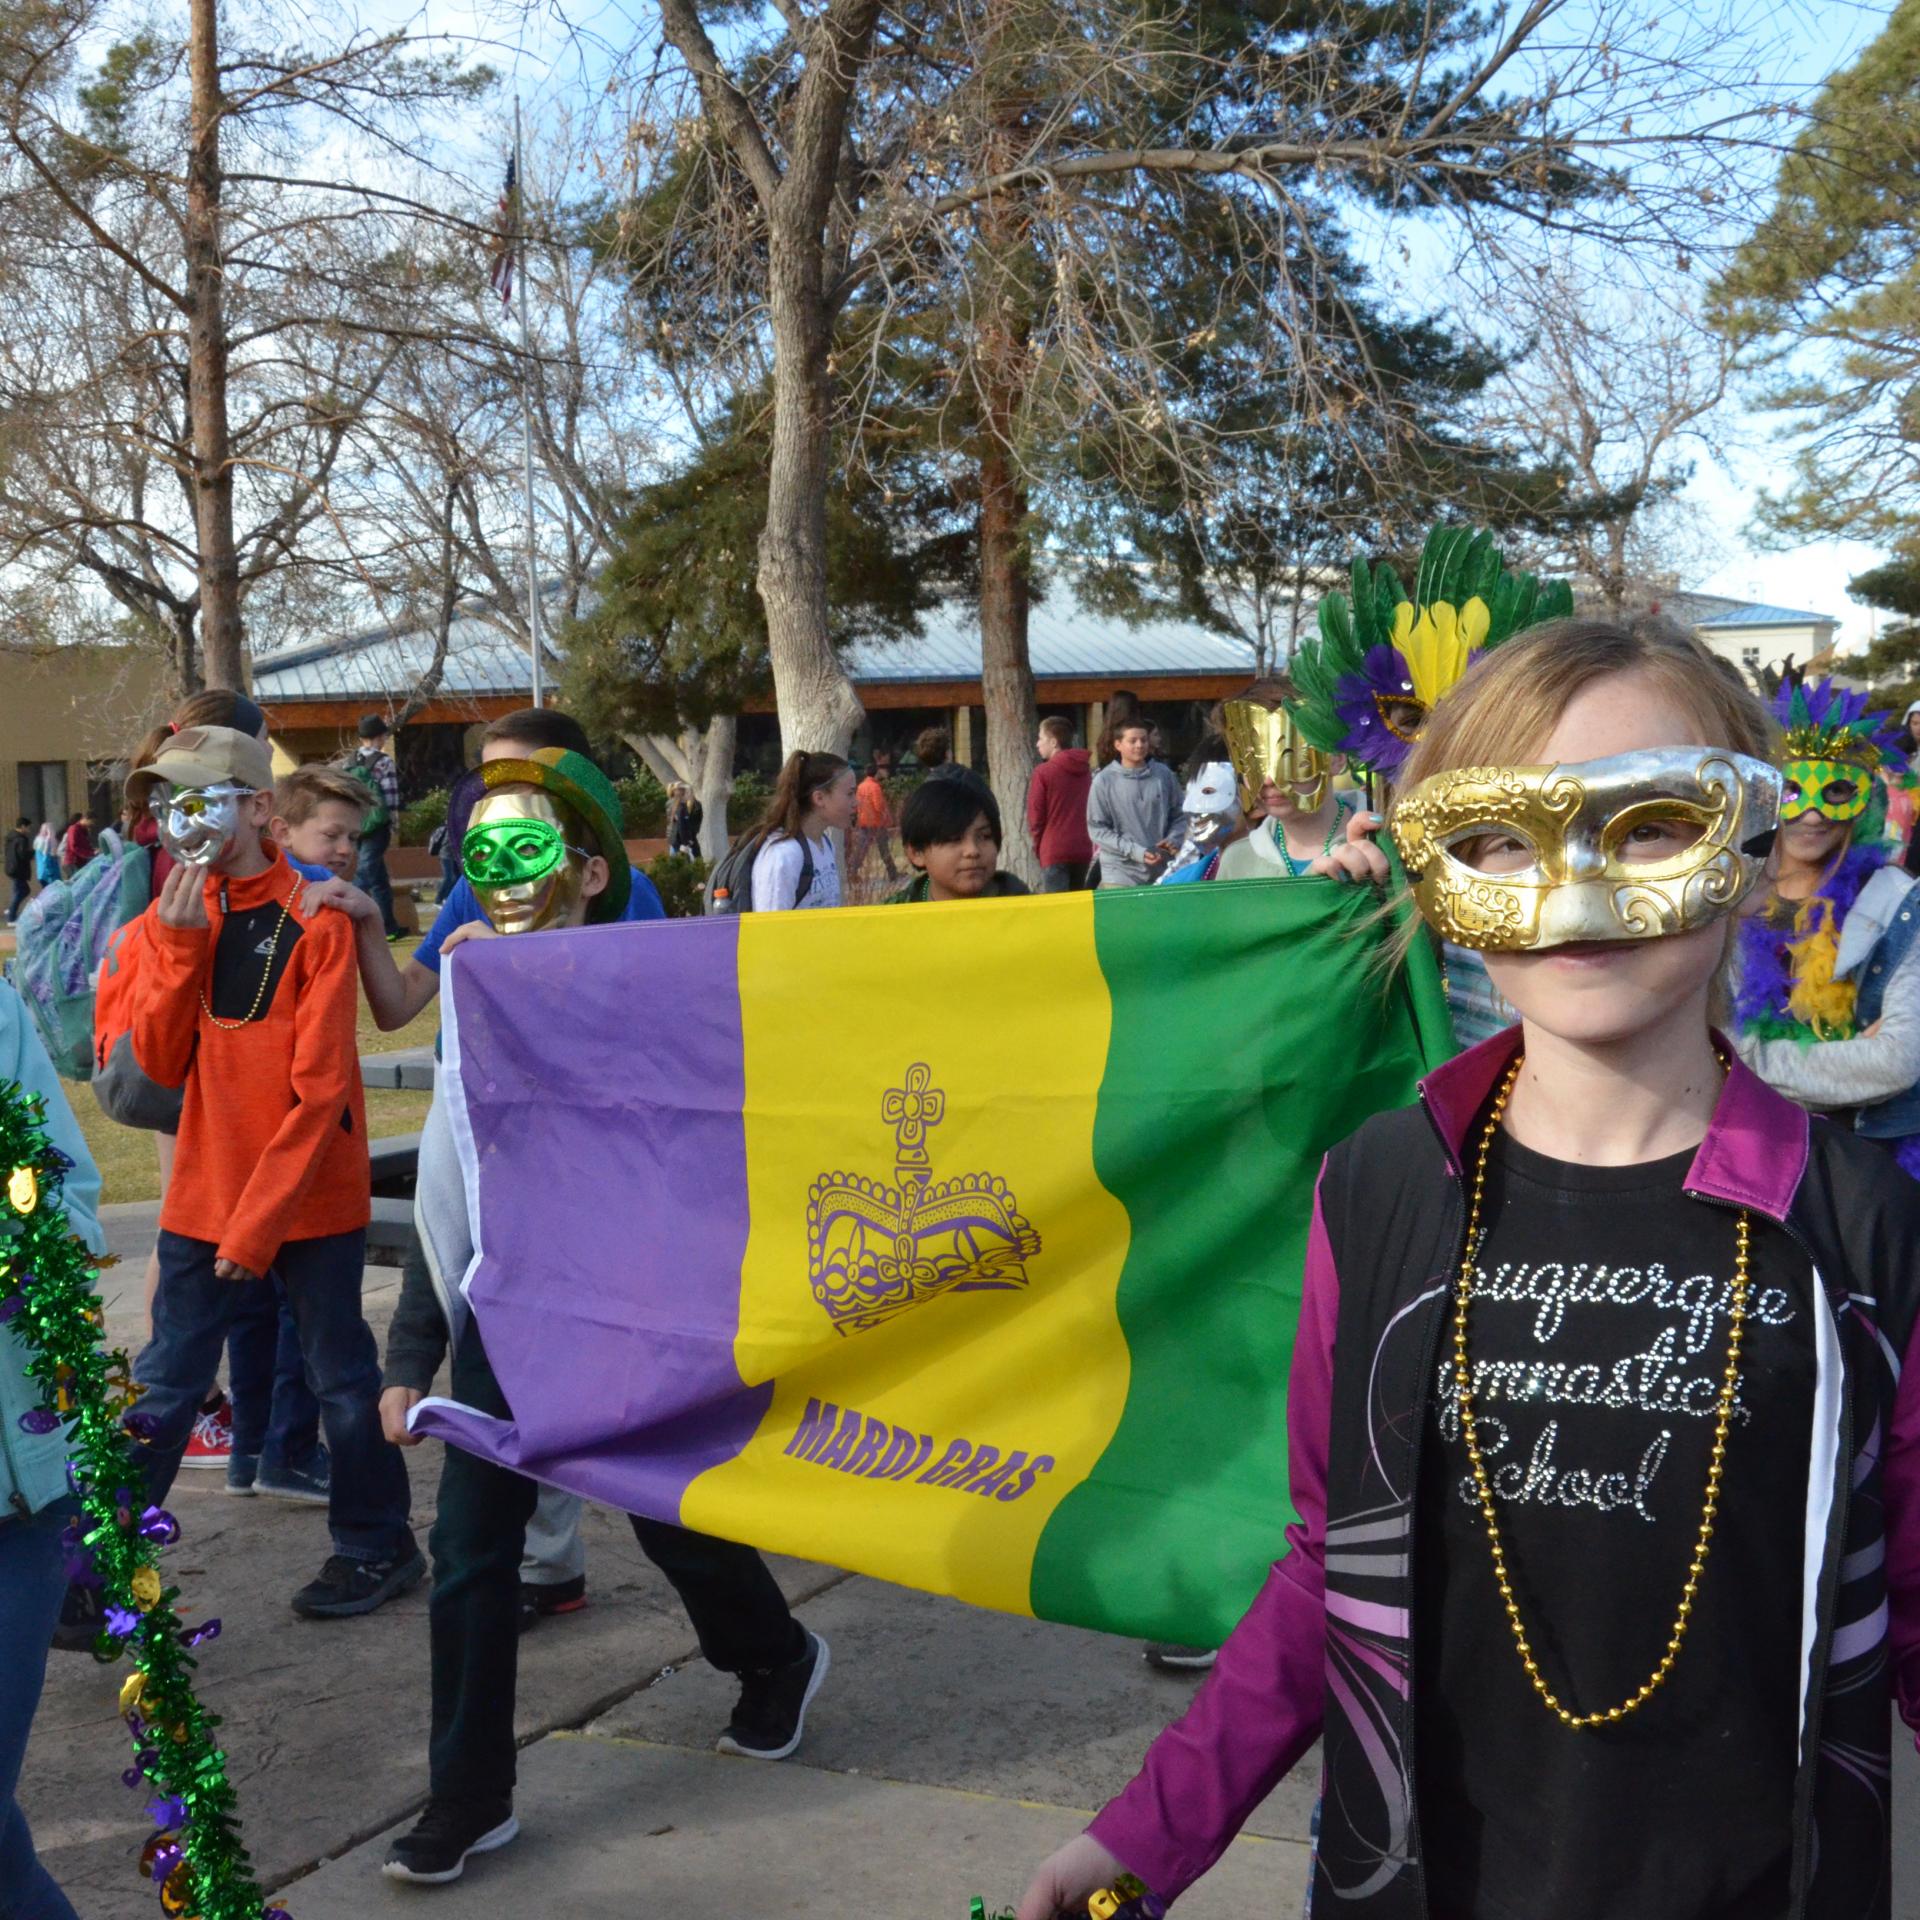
[1414, 1134, 1813, 1920]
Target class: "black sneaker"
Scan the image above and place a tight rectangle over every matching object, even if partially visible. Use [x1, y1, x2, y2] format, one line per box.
[516, 1573, 587, 1635]
[1144, 1642, 1217, 1671]
[291, 1545, 426, 1619]
[716, 1630, 830, 1760]
[382, 1798, 518, 1884]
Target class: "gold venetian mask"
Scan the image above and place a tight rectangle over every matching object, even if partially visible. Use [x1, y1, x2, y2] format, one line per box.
[1223, 700, 1329, 811]
[1391, 747, 1781, 951]
[462, 789, 592, 935]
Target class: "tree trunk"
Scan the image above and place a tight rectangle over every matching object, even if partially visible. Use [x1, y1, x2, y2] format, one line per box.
[971, 0, 1040, 884]
[697, 712, 736, 861]
[978, 436, 1039, 884]
[626, 734, 688, 788]
[759, 227, 864, 758]
[169, 598, 202, 696]
[185, 0, 243, 689]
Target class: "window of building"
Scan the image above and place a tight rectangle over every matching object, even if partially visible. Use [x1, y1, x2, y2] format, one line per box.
[1741, 647, 1762, 671]
[17, 761, 67, 830]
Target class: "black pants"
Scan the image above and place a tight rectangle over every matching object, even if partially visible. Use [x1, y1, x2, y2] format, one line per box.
[428, 1324, 804, 1804]
[356, 821, 401, 936]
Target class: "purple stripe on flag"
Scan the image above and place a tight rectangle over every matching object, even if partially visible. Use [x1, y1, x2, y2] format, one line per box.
[413, 915, 771, 1524]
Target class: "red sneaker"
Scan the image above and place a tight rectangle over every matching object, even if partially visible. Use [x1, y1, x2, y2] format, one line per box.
[181, 1393, 233, 1468]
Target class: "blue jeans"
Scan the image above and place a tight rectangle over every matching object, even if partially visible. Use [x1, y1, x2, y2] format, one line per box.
[0, 1500, 81, 1920]
[225, 1280, 323, 1472]
[356, 822, 400, 937]
[135, 1229, 412, 1561]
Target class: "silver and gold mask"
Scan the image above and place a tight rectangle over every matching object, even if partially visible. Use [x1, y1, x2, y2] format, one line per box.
[462, 789, 591, 935]
[152, 784, 253, 868]
[1391, 748, 1781, 952]
[1223, 701, 1329, 811]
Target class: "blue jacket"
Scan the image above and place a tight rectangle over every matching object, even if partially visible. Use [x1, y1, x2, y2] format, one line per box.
[1, 982, 106, 1518]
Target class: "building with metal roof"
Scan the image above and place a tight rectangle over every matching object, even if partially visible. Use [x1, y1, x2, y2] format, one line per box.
[1628, 590, 1840, 681]
[252, 579, 1266, 778]
[251, 572, 1848, 784]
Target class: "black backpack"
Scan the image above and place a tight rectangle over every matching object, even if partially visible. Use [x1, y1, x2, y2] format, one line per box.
[704, 830, 814, 915]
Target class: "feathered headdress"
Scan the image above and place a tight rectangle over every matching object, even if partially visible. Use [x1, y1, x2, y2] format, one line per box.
[1770, 677, 1904, 775]
[1288, 526, 1573, 781]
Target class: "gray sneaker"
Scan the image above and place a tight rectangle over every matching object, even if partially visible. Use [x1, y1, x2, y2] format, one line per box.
[257, 1446, 330, 1506]
[225, 1454, 259, 1497]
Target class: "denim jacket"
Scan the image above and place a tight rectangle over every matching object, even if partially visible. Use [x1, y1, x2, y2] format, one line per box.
[1, 983, 106, 1519]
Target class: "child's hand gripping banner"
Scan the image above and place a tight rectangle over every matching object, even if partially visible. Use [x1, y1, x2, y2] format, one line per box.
[414, 880, 1454, 1647]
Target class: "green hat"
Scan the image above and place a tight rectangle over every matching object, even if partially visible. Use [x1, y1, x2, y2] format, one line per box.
[476, 747, 630, 922]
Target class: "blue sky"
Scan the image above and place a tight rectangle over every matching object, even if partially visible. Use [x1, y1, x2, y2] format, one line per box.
[385, 0, 1900, 644]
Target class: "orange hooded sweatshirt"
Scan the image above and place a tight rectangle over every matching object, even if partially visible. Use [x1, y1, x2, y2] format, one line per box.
[131, 844, 369, 1275]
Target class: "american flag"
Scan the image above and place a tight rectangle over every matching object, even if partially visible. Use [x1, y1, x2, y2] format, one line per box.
[487, 152, 517, 308]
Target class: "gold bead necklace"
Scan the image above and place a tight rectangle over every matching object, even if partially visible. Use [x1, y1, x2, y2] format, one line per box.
[1451, 1053, 1749, 1730]
[198, 879, 304, 1030]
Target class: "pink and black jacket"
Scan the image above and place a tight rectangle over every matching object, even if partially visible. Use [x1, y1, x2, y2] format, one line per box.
[1091, 1028, 1920, 1919]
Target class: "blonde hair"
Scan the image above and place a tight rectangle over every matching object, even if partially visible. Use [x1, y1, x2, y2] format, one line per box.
[1395, 615, 1778, 792]
[1385, 616, 1780, 1016]
[273, 765, 373, 829]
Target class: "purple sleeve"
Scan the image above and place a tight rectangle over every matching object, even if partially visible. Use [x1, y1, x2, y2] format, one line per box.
[1883, 1307, 1920, 1745]
[1087, 1168, 1336, 1900]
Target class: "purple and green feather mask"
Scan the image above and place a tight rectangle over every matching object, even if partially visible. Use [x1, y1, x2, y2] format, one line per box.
[1285, 525, 1574, 783]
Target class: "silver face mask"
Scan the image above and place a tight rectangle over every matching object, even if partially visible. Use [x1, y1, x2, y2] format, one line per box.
[1391, 747, 1782, 951]
[152, 784, 253, 868]
[1182, 761, 1241, 838]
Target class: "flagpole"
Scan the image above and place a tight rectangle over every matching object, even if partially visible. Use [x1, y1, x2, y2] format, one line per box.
[513, 95, 544, 708]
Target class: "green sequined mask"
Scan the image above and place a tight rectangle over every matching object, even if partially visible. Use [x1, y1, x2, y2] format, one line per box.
[463, 815, 570, 891]
[1781, 757, 1871, 823]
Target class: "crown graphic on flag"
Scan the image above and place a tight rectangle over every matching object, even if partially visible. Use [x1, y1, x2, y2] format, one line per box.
[807, 1064, 1041, 1337]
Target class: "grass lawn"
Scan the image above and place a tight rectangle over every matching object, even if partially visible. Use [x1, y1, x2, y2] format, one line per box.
[74, 936, 443, 1208]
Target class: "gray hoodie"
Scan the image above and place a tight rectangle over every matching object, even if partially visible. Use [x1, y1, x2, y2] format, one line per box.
[1086, 759, 1188, 887]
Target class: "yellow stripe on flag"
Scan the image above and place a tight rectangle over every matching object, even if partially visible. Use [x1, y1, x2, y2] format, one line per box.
[679, 891, 1133, 1616]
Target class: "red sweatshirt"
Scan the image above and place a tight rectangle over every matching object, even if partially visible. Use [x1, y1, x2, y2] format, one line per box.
[1025, 747, 1094, 866]
[132, 845, 369, 1274]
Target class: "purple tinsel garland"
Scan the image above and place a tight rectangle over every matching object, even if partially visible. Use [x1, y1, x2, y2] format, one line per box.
[1732, 843, 1885, 1037]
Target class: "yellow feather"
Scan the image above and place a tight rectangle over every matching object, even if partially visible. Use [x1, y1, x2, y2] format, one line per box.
[1785, 898, 1858, 1040]
[1398, 597, 1491, 711]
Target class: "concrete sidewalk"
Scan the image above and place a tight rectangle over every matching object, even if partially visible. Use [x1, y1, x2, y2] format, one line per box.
[26, 1203, 1920, 1919]
[287, 1733, 1299, 1920]
[281, 1581, 1312, 1918]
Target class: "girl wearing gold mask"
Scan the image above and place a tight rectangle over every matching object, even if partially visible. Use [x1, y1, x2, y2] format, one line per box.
[1018, 618, 1920, 1920]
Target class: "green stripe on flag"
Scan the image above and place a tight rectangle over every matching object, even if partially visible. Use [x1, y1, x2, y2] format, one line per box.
[1028, 878, 1452, 1645]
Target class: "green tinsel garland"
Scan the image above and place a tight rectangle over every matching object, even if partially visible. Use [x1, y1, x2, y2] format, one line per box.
[0, 1077, 284, 1920]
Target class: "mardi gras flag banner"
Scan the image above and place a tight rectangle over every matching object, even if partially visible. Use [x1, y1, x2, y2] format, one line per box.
[415, 880, 1453, 1647]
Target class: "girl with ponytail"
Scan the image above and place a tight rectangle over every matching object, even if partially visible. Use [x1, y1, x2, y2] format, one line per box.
[747, 751, 858, 911]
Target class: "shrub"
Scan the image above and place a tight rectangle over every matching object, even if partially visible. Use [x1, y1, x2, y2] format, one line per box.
[645, 852, 710, 918]
[396, 788, 449, 847]
[726, 770, 771, 831]
[614, 770, 669, 837]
